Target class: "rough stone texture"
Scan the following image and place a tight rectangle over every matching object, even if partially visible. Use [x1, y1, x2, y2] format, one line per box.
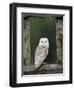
[23, 20, 30, 65]
[56, 19, 63, 64]
[22, 19, 31, 72]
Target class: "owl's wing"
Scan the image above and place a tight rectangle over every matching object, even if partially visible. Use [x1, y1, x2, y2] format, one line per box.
[34, 47, 43, 69]
[34, 47, 48, 69]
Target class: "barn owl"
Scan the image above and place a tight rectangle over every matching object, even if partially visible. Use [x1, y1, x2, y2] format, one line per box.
[34, 37, 49, 70]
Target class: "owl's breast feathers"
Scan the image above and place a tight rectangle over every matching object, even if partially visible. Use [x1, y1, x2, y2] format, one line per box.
[35, 46, 48, 55]
[35, 46, 48, 62]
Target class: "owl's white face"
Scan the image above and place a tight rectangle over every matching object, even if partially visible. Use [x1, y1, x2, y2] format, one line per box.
[39, 37, 49, 48]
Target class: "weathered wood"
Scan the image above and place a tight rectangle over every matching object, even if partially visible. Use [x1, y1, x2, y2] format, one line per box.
[24, 64, 63, 75]
[38, 64, 62, 71]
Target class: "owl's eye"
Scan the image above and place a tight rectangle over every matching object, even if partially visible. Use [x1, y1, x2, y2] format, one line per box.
[41, 41, 44, 43]
[45, 41, 47, 43]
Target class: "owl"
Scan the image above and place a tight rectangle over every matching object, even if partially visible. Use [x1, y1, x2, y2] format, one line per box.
[34, 37, 49, 70]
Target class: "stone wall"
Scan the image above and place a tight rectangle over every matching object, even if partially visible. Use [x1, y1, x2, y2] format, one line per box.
[56, 19, 63, 64]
